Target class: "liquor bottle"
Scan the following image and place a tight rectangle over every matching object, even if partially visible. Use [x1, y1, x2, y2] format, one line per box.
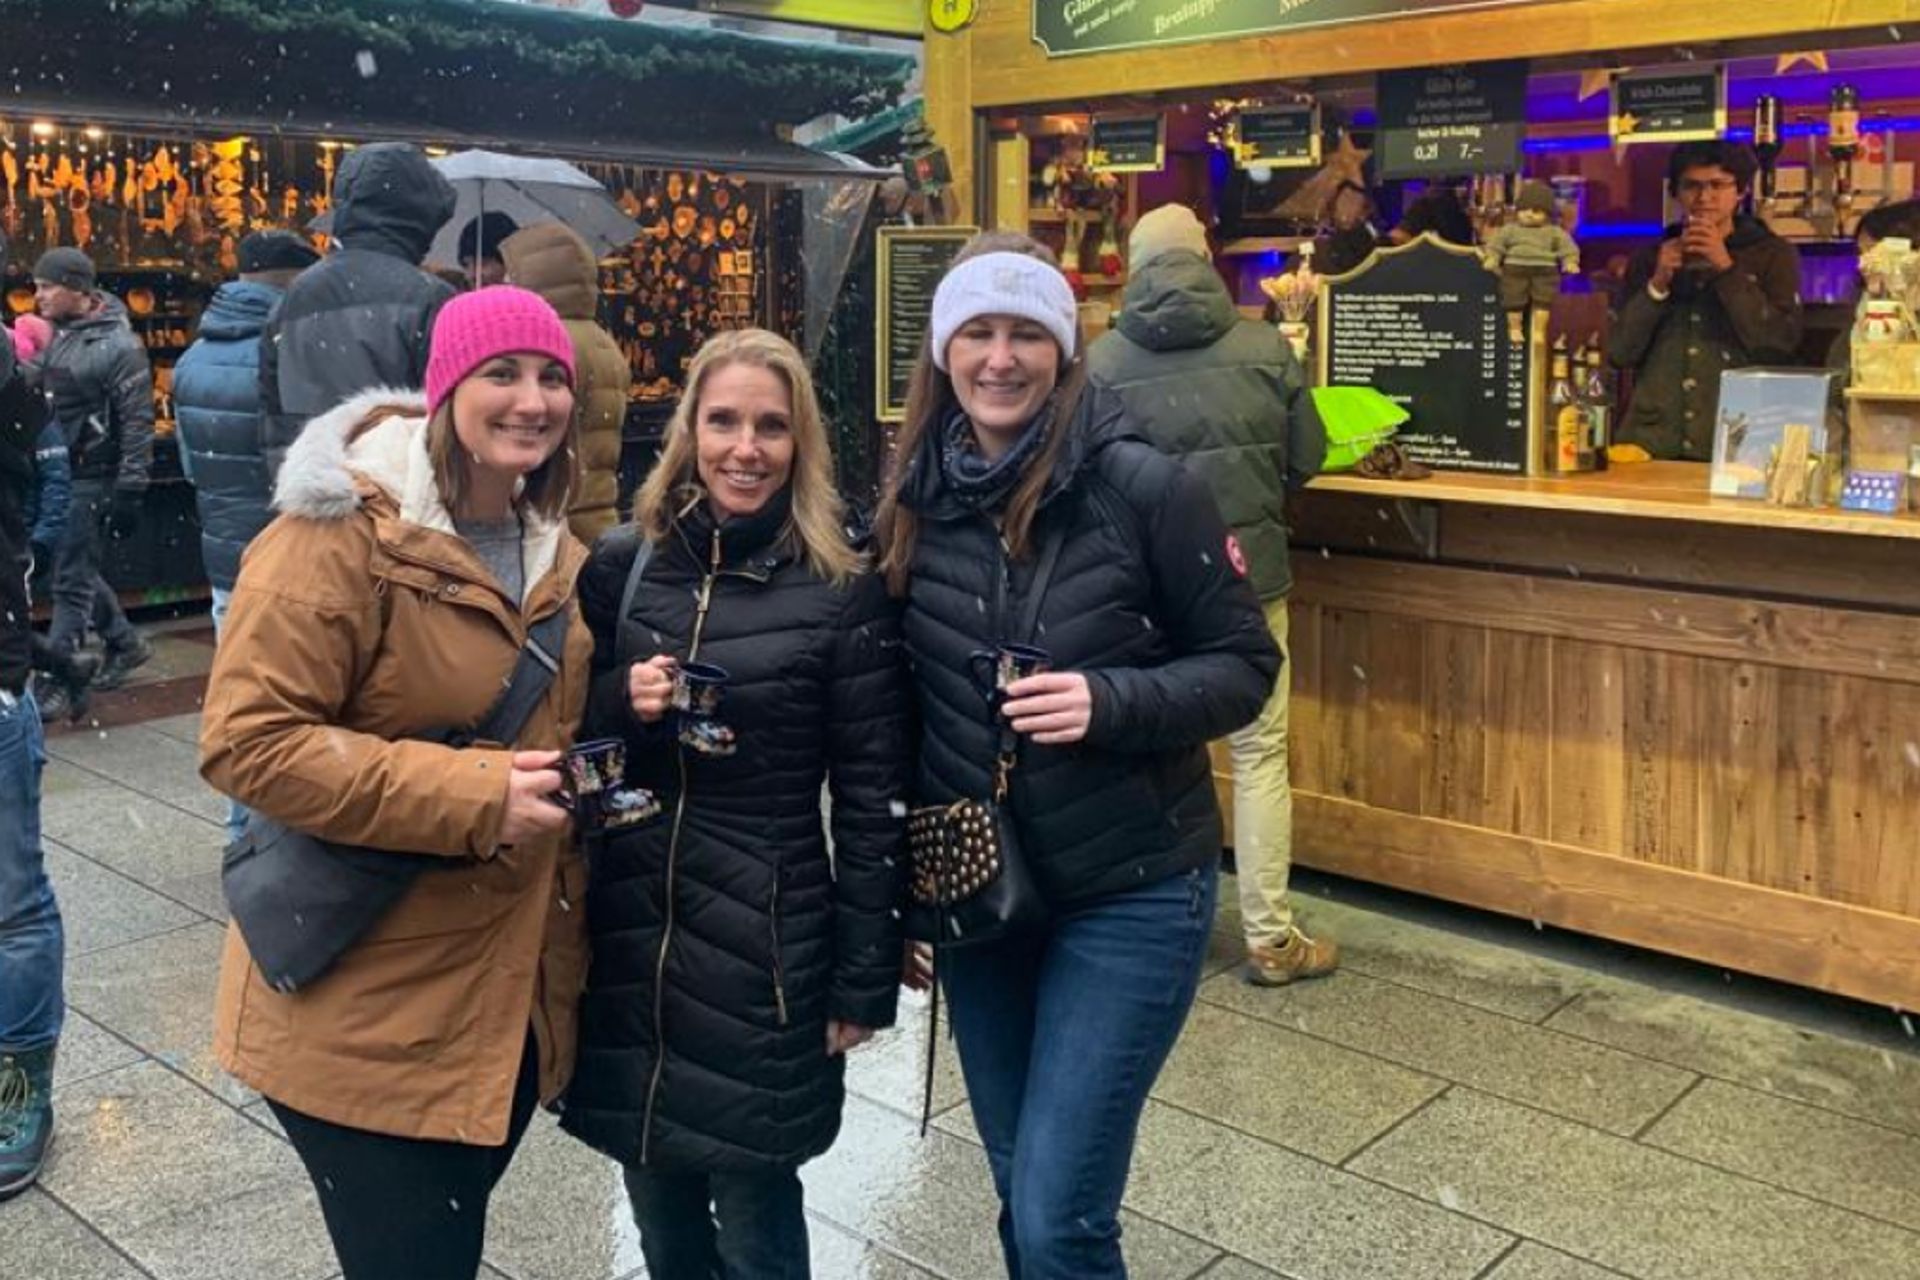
[1580, 343, 1612, 471]
[1829, 84, 1861, 218]
[1752, 95, 1782, 205]
[1547, 347, 1586, 473]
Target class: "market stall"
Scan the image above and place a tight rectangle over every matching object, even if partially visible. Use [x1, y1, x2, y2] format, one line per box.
[1, 0, 911, 598]
[924, 0, 1920, 1009]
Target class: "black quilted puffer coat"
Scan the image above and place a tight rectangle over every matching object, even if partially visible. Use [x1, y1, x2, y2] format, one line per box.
[894, 390, 1280, 907]
[561, 489, 910, 1171]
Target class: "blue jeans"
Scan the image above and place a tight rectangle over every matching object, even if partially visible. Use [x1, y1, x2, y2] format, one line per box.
[0, 687, 62, 1053]
[624, 1163, 810, 1279]
[209, 587, 248, 846]
[941, 864, 1217, 1279]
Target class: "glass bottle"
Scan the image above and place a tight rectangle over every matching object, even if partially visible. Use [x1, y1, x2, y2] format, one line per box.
[1829, 84, 1861, 214]
[1581, 344, 1612, 470]
[1752, 95, 1782, 205]
[1547, 348, 1587, 473]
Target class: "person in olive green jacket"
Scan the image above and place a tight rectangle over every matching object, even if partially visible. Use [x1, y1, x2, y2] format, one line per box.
[1087, 202, 1333, 988]
[1608, 141, 1804, 461]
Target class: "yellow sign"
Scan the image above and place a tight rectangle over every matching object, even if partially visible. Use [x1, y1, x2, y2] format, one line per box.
[927, 0, 977, 34]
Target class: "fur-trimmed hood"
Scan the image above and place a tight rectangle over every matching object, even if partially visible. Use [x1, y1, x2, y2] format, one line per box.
[272, 385, 568, 593]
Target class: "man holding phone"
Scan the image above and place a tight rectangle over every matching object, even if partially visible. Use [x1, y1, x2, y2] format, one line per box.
[1608, 140, 1804, 460]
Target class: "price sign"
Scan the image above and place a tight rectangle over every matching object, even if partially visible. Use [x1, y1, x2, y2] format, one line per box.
[1235, 103, 1321, 169]
[1317, 236, 1535, 474]
[1089, 115, 1166, 173]
[1378, 59, 1528, 178]
[1611, 67, 1726, 144]
[876, 226, 976, 423]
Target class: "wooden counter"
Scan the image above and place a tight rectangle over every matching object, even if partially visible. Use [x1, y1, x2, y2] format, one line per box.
[1258, 463, 1920, 1009]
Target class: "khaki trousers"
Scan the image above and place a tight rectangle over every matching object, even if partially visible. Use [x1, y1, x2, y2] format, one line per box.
[1227, 596, 1295, 944]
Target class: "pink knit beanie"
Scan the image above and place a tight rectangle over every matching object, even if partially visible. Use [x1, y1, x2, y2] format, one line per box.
[425, 286, 576, 418]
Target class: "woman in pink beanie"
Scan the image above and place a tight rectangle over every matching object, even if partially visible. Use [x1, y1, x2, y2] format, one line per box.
[200, 285, 595, 1280]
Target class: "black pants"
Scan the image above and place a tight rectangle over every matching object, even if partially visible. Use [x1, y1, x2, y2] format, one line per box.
[46, 480, 134, 657]
[624, 1163, 810, 1280]
[267, 1036, 541, 1280]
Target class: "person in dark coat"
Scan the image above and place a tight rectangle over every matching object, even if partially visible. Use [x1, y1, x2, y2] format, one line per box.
[259, 142, 456, 479]
[874, 231, 1279, 1278]
[29, 246, 154, 689]
[1608, 140, 1804, 460]
[173, 228, 319, 844]
[563, 328, 909, 1279]
[1089, 202, 1335, 989]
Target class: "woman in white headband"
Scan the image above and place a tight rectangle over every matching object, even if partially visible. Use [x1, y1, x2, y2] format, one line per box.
[875, 231, 1279, 1278]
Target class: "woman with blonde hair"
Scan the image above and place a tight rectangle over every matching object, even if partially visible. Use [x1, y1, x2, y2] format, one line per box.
[200, 286, 592, 1280]
[875, 231, 1278, 1277]
[562, 327, 909, 1278]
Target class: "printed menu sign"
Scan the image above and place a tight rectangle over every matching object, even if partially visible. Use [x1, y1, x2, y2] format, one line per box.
[1236, 104, 1321, 169]
[1033, 0, 1570, 58]
[1378, 60, 1528, 178]
[1090, 115, 1166, 172]
[876, 226, 975, 423]
[1317, 237, 1534, 474]
[1611, 67, 1726, 144]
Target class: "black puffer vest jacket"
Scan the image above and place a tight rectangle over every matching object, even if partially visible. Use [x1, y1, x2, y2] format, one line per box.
[562, 491, 911, 1171]
[895, 391, 1280, 908]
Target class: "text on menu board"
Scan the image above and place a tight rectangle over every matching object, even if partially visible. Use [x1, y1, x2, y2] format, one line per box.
[1611, 67, 1726, 144]
[1377, 59, 1528, 178]
[1033, 0, 1572, 58]
[1318, 237, 1532, 474]
[1089, 115, 1166, 172]
[875, 226, 976, 423]
[1235, 103, 1321, 169]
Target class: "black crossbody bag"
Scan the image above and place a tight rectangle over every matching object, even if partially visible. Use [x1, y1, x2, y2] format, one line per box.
[221, 605, 572, 993]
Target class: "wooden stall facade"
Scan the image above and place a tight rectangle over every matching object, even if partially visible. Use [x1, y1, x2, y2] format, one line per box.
[925, 0, 1920, 1009]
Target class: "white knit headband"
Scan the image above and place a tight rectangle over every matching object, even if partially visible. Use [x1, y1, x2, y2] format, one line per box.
[929, 251, 1079, 370]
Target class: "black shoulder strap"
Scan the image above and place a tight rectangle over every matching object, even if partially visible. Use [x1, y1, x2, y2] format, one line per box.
[614, 536, 655, 669]
[1014, 524, 1066, 645]
[473, 604, 573, 748]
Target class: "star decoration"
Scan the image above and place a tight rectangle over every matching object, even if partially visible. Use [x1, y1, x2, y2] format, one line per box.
[1775, 50, 1830, 75]
[1615, 111, 1640, 136]
[1579, 68, 1622, 103]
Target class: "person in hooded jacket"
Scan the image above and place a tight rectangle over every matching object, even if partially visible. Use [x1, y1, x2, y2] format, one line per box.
[259, 142, 457, 479]
[500, 222, 629, 542]
[200, 288, 591, 1280]
[562, 328, 909, 1279]
[1088, 203, 1334, 989]
[875, 231, 1279, 1279]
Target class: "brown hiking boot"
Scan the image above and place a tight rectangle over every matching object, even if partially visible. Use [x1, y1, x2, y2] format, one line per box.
[1243, 927, 1340, 987]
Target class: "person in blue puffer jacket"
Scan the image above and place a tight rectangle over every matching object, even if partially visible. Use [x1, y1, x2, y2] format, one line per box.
[172, 229, 318, 842]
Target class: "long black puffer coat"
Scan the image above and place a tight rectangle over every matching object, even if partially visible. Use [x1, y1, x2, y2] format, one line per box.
[895, 391, 1280, 907]
[561, 490, 910, 1172]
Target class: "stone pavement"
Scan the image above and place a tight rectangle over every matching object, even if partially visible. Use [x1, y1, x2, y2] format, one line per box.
[6, 651, 1920, 1279]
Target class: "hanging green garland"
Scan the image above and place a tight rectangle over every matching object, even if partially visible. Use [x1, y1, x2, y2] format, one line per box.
[0, 0, 913, 125]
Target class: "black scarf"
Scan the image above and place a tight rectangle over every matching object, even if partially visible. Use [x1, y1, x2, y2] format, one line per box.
[937, 401, 1054, 515]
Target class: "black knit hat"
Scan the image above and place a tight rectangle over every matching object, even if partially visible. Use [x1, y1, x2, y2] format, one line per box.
[237, 229, 321, 275]
[458, 211, 519, 263]
[33, 247, 95, 292]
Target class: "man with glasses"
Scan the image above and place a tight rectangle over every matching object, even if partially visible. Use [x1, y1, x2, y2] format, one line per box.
[1608, 140, 1803, 460]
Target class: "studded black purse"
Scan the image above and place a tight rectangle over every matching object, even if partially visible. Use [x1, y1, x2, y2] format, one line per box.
[902, 525, 1064, 950]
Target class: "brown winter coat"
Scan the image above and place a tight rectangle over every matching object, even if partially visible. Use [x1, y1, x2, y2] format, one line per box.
[503, 223, 630, 542]
[200, 388, 593, 1146]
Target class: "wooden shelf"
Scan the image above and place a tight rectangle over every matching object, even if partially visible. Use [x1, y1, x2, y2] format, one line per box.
[1220, 236, 1311, 257]
[1309, 461, 1920, 541]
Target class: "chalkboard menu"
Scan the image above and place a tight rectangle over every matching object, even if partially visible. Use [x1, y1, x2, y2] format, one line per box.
[1611, 67, 1726, 144]
[1378, 60, 1528, 178]
[1236, 104, 1321, 169]
[1316, 236, 1535, 474]
[1089, 115, 1166, 172]
[875, 226, 976, 424]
